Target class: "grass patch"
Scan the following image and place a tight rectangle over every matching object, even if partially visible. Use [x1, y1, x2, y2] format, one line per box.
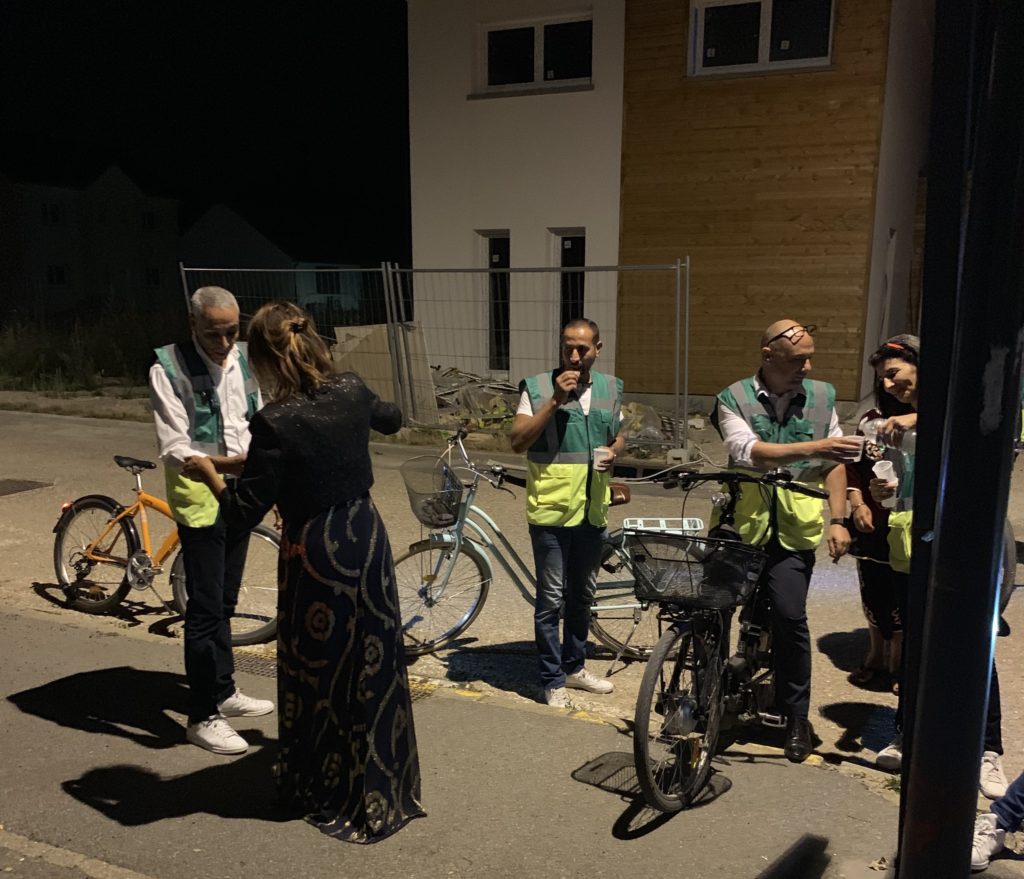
[883, 775, 901, 793]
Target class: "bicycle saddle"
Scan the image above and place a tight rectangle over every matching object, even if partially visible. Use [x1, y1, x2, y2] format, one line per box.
[113, 455, 156, 471]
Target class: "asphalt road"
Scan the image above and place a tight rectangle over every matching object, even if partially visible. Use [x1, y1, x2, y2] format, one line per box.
[3, 410, 1024, 876]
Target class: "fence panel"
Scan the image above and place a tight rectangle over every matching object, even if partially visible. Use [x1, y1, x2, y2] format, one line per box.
[179, 261, 690, 443]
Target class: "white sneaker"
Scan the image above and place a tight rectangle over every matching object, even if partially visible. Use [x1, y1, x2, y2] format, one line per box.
[217, 689, 274, 717]
[544, 686, 573, 708]
[971, 812, 1006, 872]
[564, 668, 614, 694]
[187, 716, 248, 755]
[875, 734, 903, 771]
[980, 751, 1009, 800]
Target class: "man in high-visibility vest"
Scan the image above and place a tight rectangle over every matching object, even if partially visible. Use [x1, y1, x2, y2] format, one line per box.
[712, 319, 859, 762]
[150, 286, 272, 755]
[511, 318, 625, 708]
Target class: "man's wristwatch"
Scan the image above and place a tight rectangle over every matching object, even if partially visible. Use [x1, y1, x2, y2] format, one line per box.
[829, 517, 848, 526]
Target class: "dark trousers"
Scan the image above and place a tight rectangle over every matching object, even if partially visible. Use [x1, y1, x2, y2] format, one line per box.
[178, 515, 251, 724]
[529, 522, 605, 690]
[761, 544, 816, 720]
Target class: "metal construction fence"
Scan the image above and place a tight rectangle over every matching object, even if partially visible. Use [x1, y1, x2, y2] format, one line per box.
[179, 260, 691, 445]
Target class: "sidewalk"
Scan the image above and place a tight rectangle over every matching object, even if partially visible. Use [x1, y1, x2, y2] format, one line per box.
[0, 607, 910, 879]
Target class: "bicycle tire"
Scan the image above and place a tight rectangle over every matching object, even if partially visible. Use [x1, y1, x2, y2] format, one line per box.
[170, 524, 281, 646]
[395, 538, 490, 656]
[633, 619, 725, 812]
[589, 543, 660, 660]
[53, 495, 140, 614]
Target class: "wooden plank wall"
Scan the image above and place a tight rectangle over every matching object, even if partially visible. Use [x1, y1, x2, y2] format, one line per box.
[617, 0, 891, 400]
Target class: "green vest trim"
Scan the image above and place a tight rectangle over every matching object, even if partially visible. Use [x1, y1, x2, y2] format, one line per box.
[522, 370, 622, 528]
[153, 341, 261, 527]
[714, 376, 836, 550]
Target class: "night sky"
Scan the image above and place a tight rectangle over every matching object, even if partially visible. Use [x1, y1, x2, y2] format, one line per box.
[0, 1, 411, 265]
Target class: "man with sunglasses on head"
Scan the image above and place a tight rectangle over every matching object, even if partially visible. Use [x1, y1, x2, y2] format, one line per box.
[711, 319, 860, 762]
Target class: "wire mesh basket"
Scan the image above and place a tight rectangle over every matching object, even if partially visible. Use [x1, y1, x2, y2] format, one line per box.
[401, 455, 464, 528]
[625, 531, 767, 609]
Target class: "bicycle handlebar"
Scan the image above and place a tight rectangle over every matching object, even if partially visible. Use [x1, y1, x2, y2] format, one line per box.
[661, 468, 830, 500]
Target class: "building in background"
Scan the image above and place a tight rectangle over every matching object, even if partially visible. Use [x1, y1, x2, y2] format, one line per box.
[408, 0, 934, 401]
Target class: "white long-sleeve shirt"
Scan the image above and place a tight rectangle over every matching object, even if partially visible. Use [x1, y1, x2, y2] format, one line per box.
[148, 340, 260, 470]
[716, 374, 842, 468]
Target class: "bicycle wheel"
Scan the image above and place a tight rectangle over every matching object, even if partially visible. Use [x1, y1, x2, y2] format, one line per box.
[633, 619, 725, 812]
[394, 538, 490, 656]
[170, 524, 281, 646]
[589, 543, 660, 659]
[53, 495, 139, 614]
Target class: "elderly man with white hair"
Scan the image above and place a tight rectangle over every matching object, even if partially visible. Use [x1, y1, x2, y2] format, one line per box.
[149, 286, 272, 755]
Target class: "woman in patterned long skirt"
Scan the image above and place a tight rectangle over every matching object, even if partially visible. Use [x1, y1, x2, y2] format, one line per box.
[184, 300, 425, 843]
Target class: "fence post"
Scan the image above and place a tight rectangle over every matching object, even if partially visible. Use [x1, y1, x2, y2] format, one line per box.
[178, 262, 191, 315]
[391, 263, 419, 421]
[673, 259, 682, 449]
[380, 262, 407, 412]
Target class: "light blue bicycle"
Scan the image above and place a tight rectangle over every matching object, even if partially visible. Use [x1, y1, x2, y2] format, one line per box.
[394, 427, 702, 661]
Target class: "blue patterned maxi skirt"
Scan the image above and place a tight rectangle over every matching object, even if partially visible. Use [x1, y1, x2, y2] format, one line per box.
[275, 494, 425, 842]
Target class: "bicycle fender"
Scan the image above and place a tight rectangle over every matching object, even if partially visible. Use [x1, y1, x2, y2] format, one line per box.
[53, 496, 142, 549]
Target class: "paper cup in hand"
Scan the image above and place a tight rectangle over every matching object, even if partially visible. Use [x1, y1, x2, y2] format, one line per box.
[593, 446, 613, 471]
[872, 460, 898, 509]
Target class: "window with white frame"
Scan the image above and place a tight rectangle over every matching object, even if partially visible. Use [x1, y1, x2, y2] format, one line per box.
[689, 0, 835, 77]
[481, 16, 592, 93]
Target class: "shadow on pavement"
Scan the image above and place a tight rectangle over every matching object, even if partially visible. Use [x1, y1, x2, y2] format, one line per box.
[755, 833, 830, 879]
[60, 735, 281, 826]
[816, 628, 870, 675]
[30, 581, 179, 637]
[572, 751, 733, 839]
[8, 666, 189, 749]
[818, 700, 897, 756]
[432, 643, 542, 701]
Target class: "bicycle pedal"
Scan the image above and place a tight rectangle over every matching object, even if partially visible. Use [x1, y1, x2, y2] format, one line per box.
[759, 712, 786, 728]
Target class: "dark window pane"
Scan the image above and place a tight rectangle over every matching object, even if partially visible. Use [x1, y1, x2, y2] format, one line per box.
[703, 2, 761, 68]
[560, 236, 585, 329]
[543, 20, 592, 81]
[488, 237, 510, 371]
[769, 0, 832, 61]
[488, 27, 534, 86]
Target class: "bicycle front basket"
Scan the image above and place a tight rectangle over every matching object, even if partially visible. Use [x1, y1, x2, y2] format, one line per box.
[400, 455, 464, 528]
[625, 531, 767, 610]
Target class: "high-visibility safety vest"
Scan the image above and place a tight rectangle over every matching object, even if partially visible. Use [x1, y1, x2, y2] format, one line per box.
[153, 341, 260, 527]
[714, 376, 836, 550]
[522, 370, 623, 528]
[886, 447, 916, 573]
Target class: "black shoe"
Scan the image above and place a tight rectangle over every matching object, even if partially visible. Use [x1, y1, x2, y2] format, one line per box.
[784, 716, 813, 763]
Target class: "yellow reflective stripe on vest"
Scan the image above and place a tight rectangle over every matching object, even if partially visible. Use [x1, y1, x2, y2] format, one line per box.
[164, 466, 220, 528]
[887, 510, 913, 573]
[713, 467, 825, 550]
[525, 460, 611, 527]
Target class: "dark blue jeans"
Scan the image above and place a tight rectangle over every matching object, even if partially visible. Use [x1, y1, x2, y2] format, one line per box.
[529, 522, 605, 690]
[993, 768, 1024, 831]
[178, 515, 251, 724]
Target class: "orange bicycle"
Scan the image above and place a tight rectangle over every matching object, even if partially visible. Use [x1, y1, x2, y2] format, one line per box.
[52, 454, 280, 646]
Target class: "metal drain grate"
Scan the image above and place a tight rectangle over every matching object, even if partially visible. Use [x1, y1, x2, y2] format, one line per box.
[0, 479, 51, 498]
[234, 651, 436, 703]
[235, 652, 277, 678]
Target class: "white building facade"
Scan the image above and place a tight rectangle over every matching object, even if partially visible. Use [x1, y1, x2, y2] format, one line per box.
[407, 0, 626, 381]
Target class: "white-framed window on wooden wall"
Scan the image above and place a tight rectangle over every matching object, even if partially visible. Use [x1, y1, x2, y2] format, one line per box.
[688, 0, 835, 77]
[474, 14, 593, 96]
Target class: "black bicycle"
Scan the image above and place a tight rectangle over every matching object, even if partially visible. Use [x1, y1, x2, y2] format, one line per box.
[629, 468, 829, 812]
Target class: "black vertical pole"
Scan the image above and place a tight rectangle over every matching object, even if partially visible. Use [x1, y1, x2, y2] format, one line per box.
[898, 1, 1024, 875]
[895, 0, 978, 865]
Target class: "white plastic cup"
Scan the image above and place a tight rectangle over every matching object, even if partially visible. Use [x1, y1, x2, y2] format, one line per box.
[593, 446, 613, 471]
[849, 435, 867, 462]
[872, 460, 898, 509]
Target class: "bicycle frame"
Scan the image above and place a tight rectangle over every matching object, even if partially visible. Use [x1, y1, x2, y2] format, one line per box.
[75, 484, 178, 572]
